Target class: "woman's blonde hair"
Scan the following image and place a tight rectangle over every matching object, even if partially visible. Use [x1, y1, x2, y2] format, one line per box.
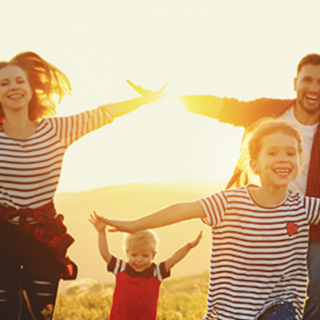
[237, 118, 303, 183]
[0, 51, 71, 122]
[123, 230, 158, 254]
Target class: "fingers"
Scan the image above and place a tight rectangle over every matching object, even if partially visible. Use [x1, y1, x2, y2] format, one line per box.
[189, 231, 203, 248]
[89, 212, 97, 224]
[89, 211, 100, 220]
[90, 212, 117, 229]
[196, 230, 203, 243]
[92, 211, 109, 223]
[126, 79, 139, 90]
[89, 211, 97, 220]
[157, 83, 168, 94]
[126, 79, 147, 95]
[126, 79, 167, 98]
[89, 211, 111, 233]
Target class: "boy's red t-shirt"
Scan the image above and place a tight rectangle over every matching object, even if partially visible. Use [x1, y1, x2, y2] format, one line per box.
[108, 256, 170, 320]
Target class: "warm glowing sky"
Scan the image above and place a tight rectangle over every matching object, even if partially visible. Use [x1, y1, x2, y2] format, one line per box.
[1, 0, 320, 192]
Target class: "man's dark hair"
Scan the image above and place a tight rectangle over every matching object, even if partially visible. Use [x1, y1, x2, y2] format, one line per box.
[297, 53, 320, 75]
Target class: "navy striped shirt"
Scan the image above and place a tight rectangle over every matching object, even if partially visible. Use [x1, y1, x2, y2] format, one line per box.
[199, 185, 320, 320]
[0, 106, 113, 209]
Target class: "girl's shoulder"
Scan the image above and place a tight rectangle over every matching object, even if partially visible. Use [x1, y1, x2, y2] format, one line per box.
[287, 189, 307, 202]
[223, 185, 254, 197]
[206, 186, 251, 205]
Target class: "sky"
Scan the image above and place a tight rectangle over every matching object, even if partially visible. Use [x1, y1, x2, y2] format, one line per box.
[1, 0, 320, 192]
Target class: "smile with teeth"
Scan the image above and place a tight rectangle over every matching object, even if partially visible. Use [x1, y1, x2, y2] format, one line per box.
[274, 169, 291, 175]
[306, 94, 319, 101]
[8, 94, 23, 99]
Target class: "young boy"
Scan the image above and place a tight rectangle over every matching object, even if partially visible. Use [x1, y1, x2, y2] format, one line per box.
[89, 211, 202, 320]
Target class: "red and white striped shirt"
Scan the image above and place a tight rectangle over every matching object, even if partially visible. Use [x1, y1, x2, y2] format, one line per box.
[199, 185, 320, 320]
[0, 106, 113, 209]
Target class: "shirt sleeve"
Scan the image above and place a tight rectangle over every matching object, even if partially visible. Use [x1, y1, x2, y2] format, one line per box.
[304, 197, 320, 225]
[107, 255, 126, 275]
[154, 262, 170, 281]
[198, 191, 227, 228]
[217, 98, 294, 128]
[53, 105, 114, 147]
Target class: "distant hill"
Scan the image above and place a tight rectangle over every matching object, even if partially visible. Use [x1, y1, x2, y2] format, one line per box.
[54, 180, 226, 291]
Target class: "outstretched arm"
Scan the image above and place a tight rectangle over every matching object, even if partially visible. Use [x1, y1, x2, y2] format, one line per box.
[126, 79, 223, 119]
[99, 200, 206, 234]
[105, 94, 162, 118]
[89, 211, 112, 264]
[164, 231, 203, 272]
[179, 95, 223, 118]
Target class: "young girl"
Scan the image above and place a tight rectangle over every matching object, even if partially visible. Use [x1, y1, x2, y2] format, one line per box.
[0, 51, 164, 320]
[89, 211, 202, 320]
[97, 118, 320, 320]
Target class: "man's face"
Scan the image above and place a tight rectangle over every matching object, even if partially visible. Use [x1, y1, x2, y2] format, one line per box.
[294, 64, 320, 115]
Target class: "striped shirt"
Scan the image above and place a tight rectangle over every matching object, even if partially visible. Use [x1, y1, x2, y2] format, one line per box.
[199, 185, 320, 320]
[0, 106, 113, 210]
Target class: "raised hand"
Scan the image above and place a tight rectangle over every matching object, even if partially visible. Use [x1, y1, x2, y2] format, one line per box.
[89, 211, 107, 233]
[95, 215, 135, 234]
[126, 79, 167, 97]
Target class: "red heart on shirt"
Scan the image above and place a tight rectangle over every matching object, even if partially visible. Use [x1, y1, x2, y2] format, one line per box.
[287, 222, 299, 236]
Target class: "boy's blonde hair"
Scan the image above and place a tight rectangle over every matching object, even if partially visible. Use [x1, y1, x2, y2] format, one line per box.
[123, 230, 158, 254]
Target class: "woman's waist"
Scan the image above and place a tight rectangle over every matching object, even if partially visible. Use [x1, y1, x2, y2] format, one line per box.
[0, 200, 56, 224]
[8, 216, 38, 225]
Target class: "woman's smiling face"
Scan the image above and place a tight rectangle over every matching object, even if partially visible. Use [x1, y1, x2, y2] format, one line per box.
[0, 65, 32, 114]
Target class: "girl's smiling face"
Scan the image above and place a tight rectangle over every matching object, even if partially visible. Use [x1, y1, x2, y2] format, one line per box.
[250, 131, 300, 189]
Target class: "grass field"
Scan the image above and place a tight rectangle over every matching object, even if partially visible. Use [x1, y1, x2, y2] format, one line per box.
[53, 273, 208, 320]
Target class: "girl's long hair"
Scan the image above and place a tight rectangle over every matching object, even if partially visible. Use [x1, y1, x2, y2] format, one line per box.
[0, 51, 71, 122]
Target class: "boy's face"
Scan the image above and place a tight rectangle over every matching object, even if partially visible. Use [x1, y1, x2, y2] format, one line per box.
[127, 244, 155, 272]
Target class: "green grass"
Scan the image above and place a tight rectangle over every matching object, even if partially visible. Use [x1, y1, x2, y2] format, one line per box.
[53, 273, 208, 320]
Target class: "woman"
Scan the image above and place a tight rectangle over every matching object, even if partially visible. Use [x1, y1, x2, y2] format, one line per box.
[0, 51, 163, 320]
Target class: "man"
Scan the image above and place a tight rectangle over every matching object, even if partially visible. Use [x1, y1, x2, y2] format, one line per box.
[129, 53, 320, 320]
[180, 53, 320, 320]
